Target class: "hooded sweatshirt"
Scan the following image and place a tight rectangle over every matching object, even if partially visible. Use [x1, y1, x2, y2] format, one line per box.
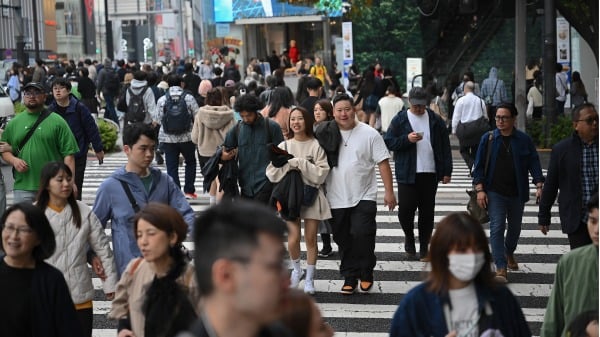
[126, 79, 157, 124]
[191, 104, 236, 157]
[481, 67, 507, 106]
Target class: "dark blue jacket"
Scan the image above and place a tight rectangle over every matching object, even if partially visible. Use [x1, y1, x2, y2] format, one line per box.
[538, 132, 597, 233]
[384, 108, 452, 184]
[49, 96, 104, 159]
[390, 282, 531, 337]
[472, 128, 544, 204]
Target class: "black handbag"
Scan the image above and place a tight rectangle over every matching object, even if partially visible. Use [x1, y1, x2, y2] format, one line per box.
[302, 185, 319, 206]
[456, 99, 489, 146]
[466, 131, 493, 224]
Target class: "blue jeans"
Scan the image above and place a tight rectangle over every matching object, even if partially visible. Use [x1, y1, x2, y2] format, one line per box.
[103, 93, 119, 125]
[162, 141, 196, 194]
[487, 191, 525, 269]
[13, 190, 36, 204]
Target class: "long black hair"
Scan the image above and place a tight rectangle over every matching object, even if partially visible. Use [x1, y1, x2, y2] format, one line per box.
[36, 161, 82, 228]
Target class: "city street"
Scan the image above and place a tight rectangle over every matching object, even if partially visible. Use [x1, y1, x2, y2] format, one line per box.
[11, 144, 562, 337]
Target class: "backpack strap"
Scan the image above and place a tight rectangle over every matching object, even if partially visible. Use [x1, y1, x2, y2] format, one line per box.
[118, 179, 141, 213]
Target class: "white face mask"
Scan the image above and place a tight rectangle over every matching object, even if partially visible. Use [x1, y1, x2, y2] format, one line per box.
[448, 252, 485, 282]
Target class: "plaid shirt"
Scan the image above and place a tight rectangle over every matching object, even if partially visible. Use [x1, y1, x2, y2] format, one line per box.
[581, 140, 599, 223]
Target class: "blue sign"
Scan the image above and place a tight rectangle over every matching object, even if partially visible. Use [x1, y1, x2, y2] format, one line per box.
[214, 0, 234, 23]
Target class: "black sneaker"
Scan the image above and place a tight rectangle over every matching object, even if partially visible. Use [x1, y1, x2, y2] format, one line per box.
[405, 236, 416, 257]
[318, 246, 333, 258]
[155, 151, 164, 165]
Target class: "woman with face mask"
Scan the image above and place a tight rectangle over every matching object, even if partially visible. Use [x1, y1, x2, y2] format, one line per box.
[389, 212, 531, 337]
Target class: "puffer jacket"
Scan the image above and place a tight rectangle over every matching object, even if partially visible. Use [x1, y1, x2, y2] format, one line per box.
[191, 104, 236, 157]
[126, 79, 156, 124]
[45, 201, 118, 304]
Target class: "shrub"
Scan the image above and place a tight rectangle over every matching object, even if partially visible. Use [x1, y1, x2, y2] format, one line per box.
[526, 115, 573, 148]
[97, 118, 118, 152]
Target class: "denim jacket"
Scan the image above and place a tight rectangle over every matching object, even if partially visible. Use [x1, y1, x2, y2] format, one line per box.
[472, 128, 544, 203]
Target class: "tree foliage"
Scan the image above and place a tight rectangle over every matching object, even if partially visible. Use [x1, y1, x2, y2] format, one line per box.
[352, 0, 423, 93]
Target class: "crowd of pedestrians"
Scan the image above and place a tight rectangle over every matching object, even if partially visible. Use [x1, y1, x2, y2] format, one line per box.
[0, 55, 597, 337]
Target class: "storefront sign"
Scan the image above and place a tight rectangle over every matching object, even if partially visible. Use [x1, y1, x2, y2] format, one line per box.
[406, 58, 422, 92]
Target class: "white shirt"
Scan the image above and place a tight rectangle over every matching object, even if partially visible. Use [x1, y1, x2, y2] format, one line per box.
[378, 95, 404, 133]
[407, 110, 436, 173]
[452, 92, 487, 133]
[448, 283, 479, 337]
[326, 123, 390, 208]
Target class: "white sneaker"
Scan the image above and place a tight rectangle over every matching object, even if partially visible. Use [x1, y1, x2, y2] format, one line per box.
[304, 279, 315, 295]
[290, 269, 304, 288]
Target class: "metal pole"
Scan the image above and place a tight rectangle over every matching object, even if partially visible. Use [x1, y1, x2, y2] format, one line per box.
[177, 0, 185, 59]
[515, 0, 527, 131]
[32, 0, 40, 59]
[13, 3, 26, 66]
[542, 0, 556, 148]
[105, 0, 113, 59]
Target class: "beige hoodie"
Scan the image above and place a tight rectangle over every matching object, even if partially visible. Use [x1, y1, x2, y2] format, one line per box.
[191, 104, 236, 157]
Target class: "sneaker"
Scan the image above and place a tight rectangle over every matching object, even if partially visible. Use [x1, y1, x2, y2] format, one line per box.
[318, 246, 333, 258]
[290, 269, 305, 288]
[405, 237, 416, 257]
[495, 268, 508, 283]
[419, 256, 430, 262]
[359, 280, 373, 292]
[340, 278, 357, 295]
[304, 279, 315, 295]
[155, 152, 164, 165]
[185, 193, 198, 200]
[506, 255, 519, 270]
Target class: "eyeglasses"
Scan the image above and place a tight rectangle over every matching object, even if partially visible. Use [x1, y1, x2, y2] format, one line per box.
[577, 116, 599, 125]
[494, 116, 513, 122]
[23, 91, 44, 97]
[2, 224, 35, 236]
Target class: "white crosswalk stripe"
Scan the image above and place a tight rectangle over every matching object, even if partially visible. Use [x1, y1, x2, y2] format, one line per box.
[22, 150, 563, 337]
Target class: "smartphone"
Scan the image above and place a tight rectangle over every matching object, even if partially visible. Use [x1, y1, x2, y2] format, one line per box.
[416, 131, 424, 138]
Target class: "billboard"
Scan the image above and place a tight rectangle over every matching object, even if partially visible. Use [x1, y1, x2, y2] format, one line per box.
[214, 0, 342, 23]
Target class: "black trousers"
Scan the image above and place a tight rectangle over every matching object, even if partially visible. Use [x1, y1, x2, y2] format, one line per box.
[76, 307, 93, 337]
[330, 200, 377, 281]
[459, 143, 479, 173]
[397, 173, 438, 258]
[568, 221, 592, 250]
[75, 155, 87, 201]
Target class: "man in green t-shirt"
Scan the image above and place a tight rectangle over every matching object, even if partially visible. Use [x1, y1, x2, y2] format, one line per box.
[1, 82, 79, 203]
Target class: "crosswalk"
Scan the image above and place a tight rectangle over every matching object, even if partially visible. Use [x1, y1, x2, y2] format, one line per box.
[17, 149, 562, 337]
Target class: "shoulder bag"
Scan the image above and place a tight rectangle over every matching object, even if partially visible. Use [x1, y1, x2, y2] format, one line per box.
[466, 131, 493, 224]
[11, 109, 51, 178]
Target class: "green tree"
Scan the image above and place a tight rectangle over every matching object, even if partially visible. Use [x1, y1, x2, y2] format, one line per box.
[352, 0, 422, 93]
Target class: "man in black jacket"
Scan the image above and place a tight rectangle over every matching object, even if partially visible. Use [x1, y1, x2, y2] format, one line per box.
[538, 103, 599, 249]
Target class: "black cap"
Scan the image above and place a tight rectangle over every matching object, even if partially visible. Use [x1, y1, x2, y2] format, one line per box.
[23, 82, 46, 92]
[408, 86, 428, 106]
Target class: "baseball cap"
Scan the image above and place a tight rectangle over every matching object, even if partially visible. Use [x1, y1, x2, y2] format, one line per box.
[408, 87, 428, 106]
[23, 82, 46, 92]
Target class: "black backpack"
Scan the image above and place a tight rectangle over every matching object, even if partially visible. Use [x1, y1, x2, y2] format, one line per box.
[125, 87, 148, 124]
[104, 69, 120, 94]
[162, 91, 192, 134]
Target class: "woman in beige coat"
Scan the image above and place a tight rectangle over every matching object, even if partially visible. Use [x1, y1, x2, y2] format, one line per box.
[110, 203, 200, 337]
[191, 88, 236, 205]
[266, 106, 331, 295]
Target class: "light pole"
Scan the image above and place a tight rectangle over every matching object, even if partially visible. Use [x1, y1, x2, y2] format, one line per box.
[0, 1, 25, 65]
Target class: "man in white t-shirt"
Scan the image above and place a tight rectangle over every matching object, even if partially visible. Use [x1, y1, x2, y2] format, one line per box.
[384, 87, 453, 262]
[325, 93, 397, 295]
